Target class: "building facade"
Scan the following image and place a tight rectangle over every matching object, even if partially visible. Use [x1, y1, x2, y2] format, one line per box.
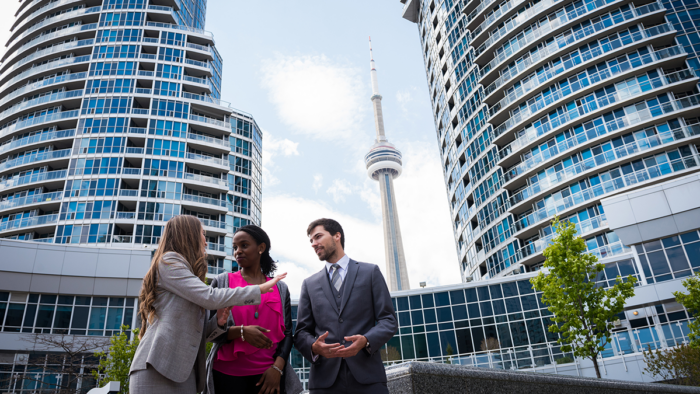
[0, 0, 263, 276]
[399, 0, 700, 283]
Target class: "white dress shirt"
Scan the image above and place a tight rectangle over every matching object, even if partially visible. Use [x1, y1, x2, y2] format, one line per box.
[326, 254, 350, 284]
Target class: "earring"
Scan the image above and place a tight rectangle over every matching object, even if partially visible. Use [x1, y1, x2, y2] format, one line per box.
[259, 251, 263, 255]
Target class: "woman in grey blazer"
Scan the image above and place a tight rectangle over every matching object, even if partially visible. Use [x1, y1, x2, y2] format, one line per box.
[129, 215, 286, 394]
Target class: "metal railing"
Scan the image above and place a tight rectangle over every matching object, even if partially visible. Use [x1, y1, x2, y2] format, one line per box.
[186, 152, 227, 166]
[181, 193, 226, 207]
[0, 214, 58, 232]
[187, 133, 228, 147]
[0, 129, 75, 155]
[0, 72, 87, 107]
[0, 90, 83, 123]
[0, 170, 66, 191]
[183, 172, 228, 187]
[0, 149, 71, 172]
[0, 191, 63, 211]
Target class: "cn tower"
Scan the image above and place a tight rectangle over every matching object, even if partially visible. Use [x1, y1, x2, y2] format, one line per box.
[364, 38, 410, 291]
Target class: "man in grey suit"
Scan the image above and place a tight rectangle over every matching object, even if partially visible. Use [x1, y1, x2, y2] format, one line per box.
[294, 218, 398, 393]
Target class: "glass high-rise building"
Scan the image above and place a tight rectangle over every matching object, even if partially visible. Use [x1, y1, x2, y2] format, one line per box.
[0, 0, 262, 275]
[400, 0, 700, 282]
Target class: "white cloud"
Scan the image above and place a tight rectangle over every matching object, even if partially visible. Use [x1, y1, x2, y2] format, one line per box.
[261, 130, 299, 188]
[396, 87, 417, 113]
[312, 174, 323, 193]
[262, 142, 459, 299]
[260, 54, 368, 142]
[326, 179, 353, 204]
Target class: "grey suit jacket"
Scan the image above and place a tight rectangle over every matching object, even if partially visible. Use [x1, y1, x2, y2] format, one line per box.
[293, 259, 398, 390]
[129, 252, 261, 392]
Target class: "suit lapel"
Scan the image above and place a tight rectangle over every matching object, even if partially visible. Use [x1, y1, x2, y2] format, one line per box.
[339, 260, 359, 316]
[317, 267, 338, 315]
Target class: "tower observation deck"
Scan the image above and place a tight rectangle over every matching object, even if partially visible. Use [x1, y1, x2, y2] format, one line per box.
[364, 38, 410, 291]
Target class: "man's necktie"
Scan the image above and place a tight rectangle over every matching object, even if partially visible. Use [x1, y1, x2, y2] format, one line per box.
[330, 264, 342, 292]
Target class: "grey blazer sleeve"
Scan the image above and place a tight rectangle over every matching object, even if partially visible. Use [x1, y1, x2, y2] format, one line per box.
[363, 264, 398, 354]
[205, 275, 232, 343]
[158, 258, 261, 310]
[293, 279, 318, 364]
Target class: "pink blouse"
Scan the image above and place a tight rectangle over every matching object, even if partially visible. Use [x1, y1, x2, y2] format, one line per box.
[212, 272, 285, 376]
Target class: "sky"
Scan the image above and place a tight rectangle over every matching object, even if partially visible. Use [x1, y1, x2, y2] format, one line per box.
[0, 0, 460, 297]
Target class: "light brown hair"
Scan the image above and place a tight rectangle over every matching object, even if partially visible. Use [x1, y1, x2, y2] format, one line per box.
[138, 215, 207, 338]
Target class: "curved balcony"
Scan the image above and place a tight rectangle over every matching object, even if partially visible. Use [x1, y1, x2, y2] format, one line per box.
[489, 46, 684, 119]
[0, 170, 67, 193]
[181, 193, 227, 208]
[4, 5, 101, 61]
[3, 23, 97, 72]
[0, 129, 75, 156]
[144, 22, 214, 40]
[483, 24, 676, 104]
[0, 90, 83, 124]
[0, 214, 59, 233]
[476, 93, 700, 221]
[0, 55, 91, 94]
[206, 242, 225, 253]
[471, 0, 552, 44]
[504, 118, 700, 185]
[9, 0, 85, 43]
[479, 6, 667, 87]
[0, 72, 87, 108]
[495, 76, 700, 161]
[183, 172, 228, 189]
[0, 110, 80, 139]
[189, 114, 231, 130]
[493, 68, 697, 147]
[486, 152, 700, 253]
[486, 213, 608, 270]
[187, 133, 229, 149]
[0, 191, 63, 212]
[200, 218, 226, 231]
[1, 39, 94, 81]
[0, 149, 72, 173]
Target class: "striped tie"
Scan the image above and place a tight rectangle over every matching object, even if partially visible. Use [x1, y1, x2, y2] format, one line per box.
[330, 264, 342, 292]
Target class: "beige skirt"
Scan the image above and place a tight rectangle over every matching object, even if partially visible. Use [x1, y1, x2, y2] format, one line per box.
[130, 364, 196, 394]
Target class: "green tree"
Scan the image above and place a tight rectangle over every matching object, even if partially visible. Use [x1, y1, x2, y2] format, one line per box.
[644, 343, 700, 386]
[530, 218, 636, 378]
[674, 272, 700, 347]
[93, 325, 140, 393]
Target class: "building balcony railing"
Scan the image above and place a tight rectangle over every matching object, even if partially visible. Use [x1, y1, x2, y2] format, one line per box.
[111, 235, 133, 244]
[5, 23, 97, 69]
[183, 75, 208, 85]
[484, 152, 700, 252]
[498, 87, 700, 163]
[187, 133, 228, 147]
[115, 212, 136, 220]
[484, 214, 608, 270]
[0, 90, 83, 123]
[494, 69, 696, 145]
[144, 21, 214, 39]
[471, 0, 538, 40]
[476, 0, 620, 60]
[489, 46, 683, 117]
[480, 6, 667, 80]
[186, 152, 227, 166]
[2, 38, 94, 80]
[206, 242, 225, 252]
[199, 218, 226, 230]
[184, 58, 209, 69]
[503, 120, 700, 185]
[119, 190, 138, 197]
[0, 110, 79, 139]
[189, 114, 230, 129]
[183, 172, 228, 187]
[181, 193, 226, 208]
[0, 213, 58, 232]
[0, 149, 71, 172]
[0, 72, 87, 107]
[12, 0, 85, 37]
[182, 91, 230, 108]
[0, 170, 66, 192]
[1, 55, 91, 93]
[9, 6, 101, 50]
[0, 191, 63, 211]
[0, 129, 75, 155]
[485, 29, 680, 103]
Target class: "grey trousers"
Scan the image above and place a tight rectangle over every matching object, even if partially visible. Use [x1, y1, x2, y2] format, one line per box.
[310, 360, 388, 394]
[130, 364, 196, 394]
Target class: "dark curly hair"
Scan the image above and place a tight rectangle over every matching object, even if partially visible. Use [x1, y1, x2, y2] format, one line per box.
[235, 225, 277, 277]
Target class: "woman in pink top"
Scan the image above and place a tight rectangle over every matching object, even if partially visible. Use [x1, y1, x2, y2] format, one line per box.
[206, 225, 296, 394]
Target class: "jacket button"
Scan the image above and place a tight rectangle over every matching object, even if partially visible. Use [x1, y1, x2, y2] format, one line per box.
[339, 318, 343, 323]
[337, 294, 341, 298]
[341, 340, 346, 344]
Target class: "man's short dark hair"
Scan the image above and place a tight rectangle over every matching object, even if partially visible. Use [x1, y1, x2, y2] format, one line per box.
[307, 218, 345, 248]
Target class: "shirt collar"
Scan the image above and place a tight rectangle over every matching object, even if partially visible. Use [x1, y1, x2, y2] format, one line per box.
[326, 254, 350, 273]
